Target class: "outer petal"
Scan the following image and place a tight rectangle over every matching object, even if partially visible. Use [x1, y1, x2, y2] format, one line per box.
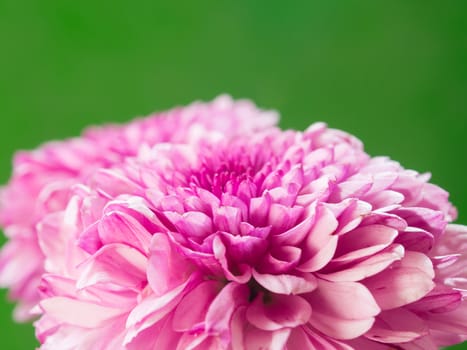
[39, 297, 123, 328]
[363, 252, 435, 310]
[77, 243, 147, 290]
[307, 279, 380, 339]
[364, 308, 428, 343]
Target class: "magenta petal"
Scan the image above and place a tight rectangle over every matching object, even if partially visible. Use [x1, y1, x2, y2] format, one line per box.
[252, 270, 317, 295]
[260, 245, 302, 273]
[246, 294, 311, 331]
[213, 235, 253, 283]
[249, 194, 272, 227]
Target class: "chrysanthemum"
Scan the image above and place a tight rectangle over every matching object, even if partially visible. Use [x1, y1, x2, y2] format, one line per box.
[0, 95, 278, 321]
[35, 123, 467, 349]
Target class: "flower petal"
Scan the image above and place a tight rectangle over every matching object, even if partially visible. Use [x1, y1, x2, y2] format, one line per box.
[246, 294, 311, 331]
[252, 270, 317, 295]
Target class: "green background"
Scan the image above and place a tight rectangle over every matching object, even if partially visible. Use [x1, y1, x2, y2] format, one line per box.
[0, 0, 466, 348]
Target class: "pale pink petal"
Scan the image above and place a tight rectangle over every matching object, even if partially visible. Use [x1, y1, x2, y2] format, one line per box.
[364, 252, 435, 310]
[252, 270, 317, 295]
[147, 233, 195, 296]
[76, 243, 147, 290]
[172, 280, 219, 332]
[307, 279, 380, 339]
[318, 244, 404, 282]
[39, 297, 123, 328]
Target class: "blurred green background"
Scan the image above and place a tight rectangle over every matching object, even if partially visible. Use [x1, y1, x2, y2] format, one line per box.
[0, 0, 466, 348]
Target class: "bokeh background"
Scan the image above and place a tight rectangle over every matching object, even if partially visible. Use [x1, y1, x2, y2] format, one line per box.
[0, 1, 466, 349]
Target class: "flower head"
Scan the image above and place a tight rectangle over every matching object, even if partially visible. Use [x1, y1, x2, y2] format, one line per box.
[0, 95, 278, 321]
[35, 122, 467, 349]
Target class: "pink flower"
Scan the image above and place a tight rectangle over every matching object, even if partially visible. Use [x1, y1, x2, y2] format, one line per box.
[0, 95, 278, 321]
[35, 123, 467, 349]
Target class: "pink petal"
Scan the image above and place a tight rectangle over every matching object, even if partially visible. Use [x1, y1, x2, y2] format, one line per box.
[244, 328, 291, 350]
[329, 176, 373, 201]
[124, 279, 192, 345]
[364, 252, 435, 310]
[424, 301, 467, 335]
[318, 244, 404, 282]
[213, 235, 253, 283]
[77, 243, 147, 290]
[97, 209, 152, 255]
[205, 282, 249, 335]
[39, 297, 123, 328]
[164, 211, 213, 241]
[272, 212, 314, 246]
[246, 294, 311, 331]
[259, 245, 302, 273]
[297, 236, 338, 272]
[299, 204, 338, 271]
[252, 270, 317, 295]
[331, 224, 398, 264]
[249, 194, 272, 227]
[126, 315, 180, 350]
[172, 280, 219, 332]
[307, 279, 380, 339]
[408, 285, 462, 313]
[395, 227, 434, 253]
[365, 308, 428, 343]
[147, 234, 195, 296]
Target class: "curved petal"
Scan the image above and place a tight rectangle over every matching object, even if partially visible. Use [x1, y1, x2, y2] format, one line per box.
[307, 279, 380, 339]
[246, 294, 311, 331]
[318, 244, 404, 282]
[147, 233, 194, 296]
[364, 252, 435, 310]
[365, 308, 428, 343]
[77, 243, 147, 290]
[252, 270, 317, 295]
[172, 280, 219, 332]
